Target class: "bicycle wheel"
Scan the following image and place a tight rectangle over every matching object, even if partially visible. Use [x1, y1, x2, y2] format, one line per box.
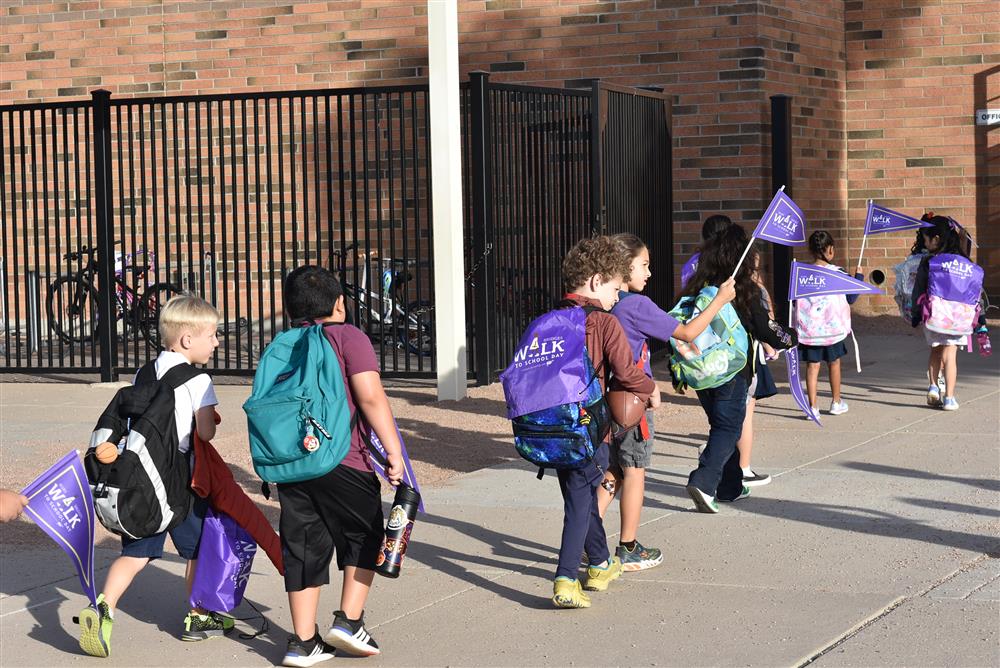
[399, 300, 434, 356]
[46, 276, 98, 344]
[136, 282, 183, 348]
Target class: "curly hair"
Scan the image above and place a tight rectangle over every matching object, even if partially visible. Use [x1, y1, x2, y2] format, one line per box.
[562, 235, 631, 292]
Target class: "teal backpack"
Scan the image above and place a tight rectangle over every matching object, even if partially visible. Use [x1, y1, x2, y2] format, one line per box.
[668, 285, 749, 392]
[243, 324, 353, 484]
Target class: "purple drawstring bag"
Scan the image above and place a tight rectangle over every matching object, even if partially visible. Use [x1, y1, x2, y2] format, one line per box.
[189, 508, 257, 613]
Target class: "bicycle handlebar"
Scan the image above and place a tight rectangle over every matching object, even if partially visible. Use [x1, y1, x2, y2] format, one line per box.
[63, 246, 95, 261]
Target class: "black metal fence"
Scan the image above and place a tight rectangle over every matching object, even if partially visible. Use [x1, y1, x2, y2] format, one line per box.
[1, 75, 671, 383]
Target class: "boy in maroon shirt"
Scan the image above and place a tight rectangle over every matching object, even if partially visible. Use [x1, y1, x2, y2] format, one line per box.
[551, 236, 658, 609]
[277, 266, 404, 667]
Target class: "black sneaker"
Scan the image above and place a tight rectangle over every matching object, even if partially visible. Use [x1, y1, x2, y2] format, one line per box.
[282, 631, 336, 668]
[742, 469, 771, 487]
[323, 610, 380, 657]
[181, 611, 235, 641]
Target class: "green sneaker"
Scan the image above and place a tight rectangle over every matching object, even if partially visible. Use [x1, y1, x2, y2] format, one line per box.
[616, 541, 663, 572]
[552, 577, 591, 608]
[583, 555, 623, 591]
[181, 611, 235, 641]
[686, 484, 719, 513]
[76, 593, 113, 658]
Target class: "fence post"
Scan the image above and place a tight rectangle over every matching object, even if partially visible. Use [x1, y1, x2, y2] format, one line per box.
[92, 89, 117, 382]
[589, 79, 605, 235]
[770, 95, 793, 324]
[469, 71, 496, 385]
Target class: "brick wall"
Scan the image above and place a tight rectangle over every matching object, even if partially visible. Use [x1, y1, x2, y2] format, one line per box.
[2, 0, 996, 308]
[845, 0, 1000, 307]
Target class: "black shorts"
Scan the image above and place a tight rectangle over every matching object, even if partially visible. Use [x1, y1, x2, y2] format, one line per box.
[277, 463, 385, 592]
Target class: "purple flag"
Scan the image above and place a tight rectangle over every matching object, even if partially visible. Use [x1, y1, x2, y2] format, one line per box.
[753, 188, 807, 246]
[680, 252, 700, 288]
[864, 202, 932, 235]
[21, 451, 97, 607]
[366, 422, 424, 513]
[788, 261, 884, 300]
[786, 348, 821, 426]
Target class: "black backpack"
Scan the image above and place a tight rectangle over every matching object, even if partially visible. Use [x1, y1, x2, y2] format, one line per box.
[84, 362, 204, 539]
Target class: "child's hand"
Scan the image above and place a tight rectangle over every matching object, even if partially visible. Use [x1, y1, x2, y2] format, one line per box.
[386, 454, 405, 487]
[717, 277, 736, 304]
[647, 392, 662, 409]
[762, 342, 777, 359]
[0, 489, 28, 523]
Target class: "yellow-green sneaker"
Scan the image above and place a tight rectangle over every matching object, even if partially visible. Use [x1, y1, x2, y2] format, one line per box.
[181, 611, 235, 641]
[583, 555, 623, 591]
[552, 577, 591, 608]
[76, 593, 113, 658]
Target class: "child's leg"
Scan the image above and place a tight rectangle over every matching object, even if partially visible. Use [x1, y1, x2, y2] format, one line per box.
[805, 361, 821, 408]
[101, 556, 150, 611]
[688, 377, 748, 498]
[737, 397, 755, 469]
[618, 467, 645, 543]
[596, 468, 621, 518]
[942, 344, 958, 396]
[288, 587, 321, 640]
[582, 483, 611, 565]
[340, 566, 375, 621]
[928, 346, 944, 387]
[556, 464, 609, 578]
[828, 359, 842, 403]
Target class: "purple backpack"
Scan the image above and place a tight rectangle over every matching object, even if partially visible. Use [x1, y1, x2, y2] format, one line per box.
[924, 254, 984, 336]
[500, 307, 610, 472]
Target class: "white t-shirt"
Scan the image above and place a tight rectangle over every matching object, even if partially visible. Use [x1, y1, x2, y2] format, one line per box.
[134, 351, 218, 454]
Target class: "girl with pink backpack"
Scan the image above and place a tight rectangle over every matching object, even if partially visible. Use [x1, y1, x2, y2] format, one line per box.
[793, 231, 863, 416]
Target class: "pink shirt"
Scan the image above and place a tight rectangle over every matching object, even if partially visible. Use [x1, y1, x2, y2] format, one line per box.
[321, 322, 379, 473]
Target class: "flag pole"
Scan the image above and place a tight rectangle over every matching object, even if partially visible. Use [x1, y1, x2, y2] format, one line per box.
[732, 185, 785, 278]
[856, 199, 872, 274]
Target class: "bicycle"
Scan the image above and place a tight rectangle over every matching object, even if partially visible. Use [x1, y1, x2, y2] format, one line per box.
[331, 242, 433, 356]
[46, 244, 182, 349]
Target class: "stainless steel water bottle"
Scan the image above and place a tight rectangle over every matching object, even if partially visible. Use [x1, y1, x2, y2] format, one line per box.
[375, 483, 420, 578]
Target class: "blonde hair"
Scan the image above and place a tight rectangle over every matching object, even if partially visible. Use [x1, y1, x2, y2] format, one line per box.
[158, 294, 219, 346]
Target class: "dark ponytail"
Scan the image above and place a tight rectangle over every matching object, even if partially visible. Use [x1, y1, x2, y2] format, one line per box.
[808, 230, 834, 260]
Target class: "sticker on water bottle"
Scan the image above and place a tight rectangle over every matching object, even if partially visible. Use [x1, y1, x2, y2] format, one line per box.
[386, 505, 408, 531]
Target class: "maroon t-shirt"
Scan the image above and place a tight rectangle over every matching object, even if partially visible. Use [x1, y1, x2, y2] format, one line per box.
[321, 322, 379, 473]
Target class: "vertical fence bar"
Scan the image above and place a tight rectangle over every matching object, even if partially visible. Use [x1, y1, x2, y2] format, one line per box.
[92, 90, 117, 381]
[468, 71, 496, 384]
[589, 80, 603, 236]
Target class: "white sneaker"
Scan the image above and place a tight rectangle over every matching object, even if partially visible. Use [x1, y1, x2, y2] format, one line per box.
[942, 396, 959, 411]
[926, 385, 942, 406]
[829, 400, 849, 416]
[804, 406, 819, 420]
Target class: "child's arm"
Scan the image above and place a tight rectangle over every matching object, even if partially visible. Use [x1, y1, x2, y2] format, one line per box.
[349, 371, 404, 485]
[195, 405, 217, 442]
[672, 277, 737, 342]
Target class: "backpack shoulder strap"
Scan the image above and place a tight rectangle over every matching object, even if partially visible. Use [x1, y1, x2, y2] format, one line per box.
[161, 362, 205, 390]
[135, 361, 158, 386]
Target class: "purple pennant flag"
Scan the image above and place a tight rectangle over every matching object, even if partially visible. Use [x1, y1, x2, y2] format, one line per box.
[680, 252, 700, 288]
[864, 202, 932, 235]
[788, 261, 884, 301]
[753, 188, 807, 246]
[365, 422, 424, 512]
[21, 451, 97, 607]
[786, 348, 821, 426]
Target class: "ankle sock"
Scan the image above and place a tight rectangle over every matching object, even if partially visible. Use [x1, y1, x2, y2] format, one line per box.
[619, 540, 637, 552]
[742, 467, 753, 477]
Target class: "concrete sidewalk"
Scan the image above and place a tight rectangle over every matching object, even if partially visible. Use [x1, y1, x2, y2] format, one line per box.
[1, 332, 998, 667]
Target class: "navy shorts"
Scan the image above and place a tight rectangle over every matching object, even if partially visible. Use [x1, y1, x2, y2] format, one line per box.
[799, 340, 848, 363]
[120, 496, 207, 561]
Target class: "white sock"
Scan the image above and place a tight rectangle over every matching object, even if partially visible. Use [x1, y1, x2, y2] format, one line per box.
[742, 467, 754, 477]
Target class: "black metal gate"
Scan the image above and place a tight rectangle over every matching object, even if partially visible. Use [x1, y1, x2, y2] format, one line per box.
[1, 77, 671, 382]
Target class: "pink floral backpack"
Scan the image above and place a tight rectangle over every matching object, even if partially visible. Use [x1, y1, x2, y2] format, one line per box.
[794, 264, 852, 346]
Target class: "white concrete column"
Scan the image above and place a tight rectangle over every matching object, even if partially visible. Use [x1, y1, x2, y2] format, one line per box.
[427, 0, 467, 400]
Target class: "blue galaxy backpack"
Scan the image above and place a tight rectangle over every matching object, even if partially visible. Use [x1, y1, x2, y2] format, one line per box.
[243, 323, 354, 484]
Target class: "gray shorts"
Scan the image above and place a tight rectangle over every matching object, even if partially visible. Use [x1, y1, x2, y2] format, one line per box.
[609, 410, 655, 470]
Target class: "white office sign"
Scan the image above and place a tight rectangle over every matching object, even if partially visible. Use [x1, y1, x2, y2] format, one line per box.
[976, 109, 1000, 125]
